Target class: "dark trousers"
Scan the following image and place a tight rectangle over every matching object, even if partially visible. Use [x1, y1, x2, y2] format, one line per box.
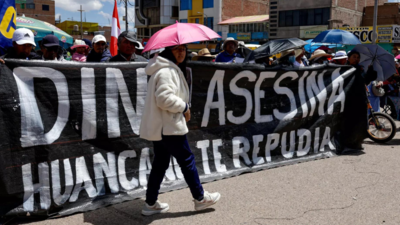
[145, 135, 204, 205]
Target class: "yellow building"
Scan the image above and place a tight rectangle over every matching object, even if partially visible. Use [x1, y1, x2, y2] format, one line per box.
[56, 21, 99, 35]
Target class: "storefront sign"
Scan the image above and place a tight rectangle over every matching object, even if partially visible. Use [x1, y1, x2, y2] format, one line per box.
[339, 26, 393, 44]
[300, 26, 328, 39]
[237, 32, 251, 41]
[392, 25, 400, 43]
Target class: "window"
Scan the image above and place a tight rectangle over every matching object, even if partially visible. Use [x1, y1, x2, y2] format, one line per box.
[278, 8, 330, 27]
[270, 29, 277, 32]
[270, 15, 277, 19]
[270, 11, 277, 15]
[279, 11, 285, 27]
[180, 19, 188, 23]
[285, 11, 293, 26]
[195, 18, 199, 23]
[270, 24, 277, 27]
[293, 10, 299, 26]
[271, 6, 277, 9]
[270, 1, 277, 5]
[204, 17, 214, 30]
[172, 6, 179, 17]
[26, 3, 35, 9]
[21, 3, 25, 9]
[42, 4, 49, 11]
[203, 0, 213, 8]
[180, 0, 192, 10]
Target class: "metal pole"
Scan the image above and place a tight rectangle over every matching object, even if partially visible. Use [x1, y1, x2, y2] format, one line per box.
[125, 0, 128, 31]
[78, 5, 84, 39]
[372, 0, 378, 44]
[205, 13, 208, 28]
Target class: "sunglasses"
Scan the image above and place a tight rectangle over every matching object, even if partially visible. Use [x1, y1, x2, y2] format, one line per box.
[95, 42, 106, 46]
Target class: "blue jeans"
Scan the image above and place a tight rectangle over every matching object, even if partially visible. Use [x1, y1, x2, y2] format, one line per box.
[145, 135, 204, 205]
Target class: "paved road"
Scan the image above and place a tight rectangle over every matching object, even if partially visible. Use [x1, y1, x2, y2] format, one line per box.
[6, 122, 400, 225]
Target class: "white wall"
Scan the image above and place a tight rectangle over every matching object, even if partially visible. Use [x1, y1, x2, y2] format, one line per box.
[160, 0, 179, 25]
[204, 0, 222, 32]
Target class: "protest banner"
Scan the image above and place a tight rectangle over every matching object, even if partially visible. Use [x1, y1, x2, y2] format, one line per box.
[0, 60, 360, 217]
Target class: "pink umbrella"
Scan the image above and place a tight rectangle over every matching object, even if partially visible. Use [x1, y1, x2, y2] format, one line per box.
[395, 54, 400, 60]
[143, 21, 221, 53]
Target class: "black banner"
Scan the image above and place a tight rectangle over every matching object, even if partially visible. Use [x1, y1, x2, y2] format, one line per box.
[0, 60, 358, 217]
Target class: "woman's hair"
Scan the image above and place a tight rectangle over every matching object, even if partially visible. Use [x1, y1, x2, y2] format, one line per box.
[347, 51, 360, 59]
[159, 46, 187, 77]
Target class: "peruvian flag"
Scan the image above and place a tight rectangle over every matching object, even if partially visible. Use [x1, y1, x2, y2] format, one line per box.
[110, 0, 121, 56]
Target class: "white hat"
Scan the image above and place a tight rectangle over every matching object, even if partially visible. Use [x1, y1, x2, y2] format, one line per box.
[332, 51, 348, 60]
[223, 37, 238, 50]
[92, 35, 107, 44]
[136, 41, 144, 50]
[71, 39, 88, 49]
[12, 28, 36, 46]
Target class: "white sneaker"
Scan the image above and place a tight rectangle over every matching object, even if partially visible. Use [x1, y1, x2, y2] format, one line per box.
[194, 191, 221, 211]
[141, 200, 169, 216]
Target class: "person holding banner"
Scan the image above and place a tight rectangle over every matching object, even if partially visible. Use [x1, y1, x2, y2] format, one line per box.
[0, 28, 39, 63]
[108, 31, 147, 62]
[215, 37, 242, 63]
[340, 50, 377, 151]
[38, 35, 65, 61]
[140, 45, 220, 216]
[86, 35, 112, 63]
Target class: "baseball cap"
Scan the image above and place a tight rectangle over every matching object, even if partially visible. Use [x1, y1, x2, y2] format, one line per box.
[119, 31, 140, 47]
[332, 51, 348, 60]
[42, 35, 60, 47]
[12, 28, 36, 46]
[92, 34, 107, 44]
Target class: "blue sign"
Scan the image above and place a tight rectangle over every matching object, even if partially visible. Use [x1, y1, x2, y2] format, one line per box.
[0, 0, 16, 54]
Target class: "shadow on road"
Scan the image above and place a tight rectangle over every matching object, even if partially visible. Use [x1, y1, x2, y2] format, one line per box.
[82, 198, 215, 225]
[363, 138, 400, 146]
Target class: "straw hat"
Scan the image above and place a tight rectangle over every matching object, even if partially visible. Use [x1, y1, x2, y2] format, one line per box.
[309, 49, 332, 61]
[294, 49, 303, 58]
[71, 39, 88, 49]
[192, 48, 215, 60]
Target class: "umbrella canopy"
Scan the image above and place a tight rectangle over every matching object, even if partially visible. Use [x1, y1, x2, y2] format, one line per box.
[352, 44, 396, 81]
[304, 39, 343, 53]
[16, 16, 73, 49]
[313, 29, 361, 45]
[244, 38, 308, 62]
[143, 22, 221, 53]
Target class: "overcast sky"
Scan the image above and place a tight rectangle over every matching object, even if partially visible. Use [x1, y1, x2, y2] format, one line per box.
[54, 0, 135, 31]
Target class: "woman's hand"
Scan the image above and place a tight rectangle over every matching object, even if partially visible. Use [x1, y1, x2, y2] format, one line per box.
[184, 109, 191, 122]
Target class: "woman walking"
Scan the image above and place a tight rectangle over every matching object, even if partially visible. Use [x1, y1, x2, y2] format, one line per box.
[139, 45, 221, 216]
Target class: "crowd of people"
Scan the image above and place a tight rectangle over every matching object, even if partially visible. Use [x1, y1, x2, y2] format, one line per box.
[2, 27, 400, 216]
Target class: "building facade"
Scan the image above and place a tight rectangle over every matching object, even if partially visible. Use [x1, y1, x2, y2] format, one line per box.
[270, 0, 388, 39]
[135, 0, 179, 41]
[15, 0, 55, 25]
[56, 21, 112, 42]
[178, 0, 269, 41]
[362, 2, 400, 26]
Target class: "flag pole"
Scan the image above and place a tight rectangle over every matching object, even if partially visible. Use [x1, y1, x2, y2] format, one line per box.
[372, 0, 378, 44]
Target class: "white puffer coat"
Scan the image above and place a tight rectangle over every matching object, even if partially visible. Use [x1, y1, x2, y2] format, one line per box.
[139, 55, 189, 141]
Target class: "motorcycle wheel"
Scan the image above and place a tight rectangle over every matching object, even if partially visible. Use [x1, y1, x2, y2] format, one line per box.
[367, 112, 397, 143]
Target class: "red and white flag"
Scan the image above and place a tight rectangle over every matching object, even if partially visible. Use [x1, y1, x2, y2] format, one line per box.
[110, 0, 121, 56]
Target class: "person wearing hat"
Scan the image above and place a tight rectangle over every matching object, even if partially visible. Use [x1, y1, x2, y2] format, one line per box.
[0, 28, 40, 63]
[39, 34, 64, 61]
[192, 48, 215, 62]
[71, 39, 89, 62]
[108, 31, 147, 62]
[331, 50, 348, 65]
[277, 49, 296, 67]
[215, 37, 242, 63]
[309, 49, 332, 66]
[87, 35, 112, 63]
[293, 49, 308, 67]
